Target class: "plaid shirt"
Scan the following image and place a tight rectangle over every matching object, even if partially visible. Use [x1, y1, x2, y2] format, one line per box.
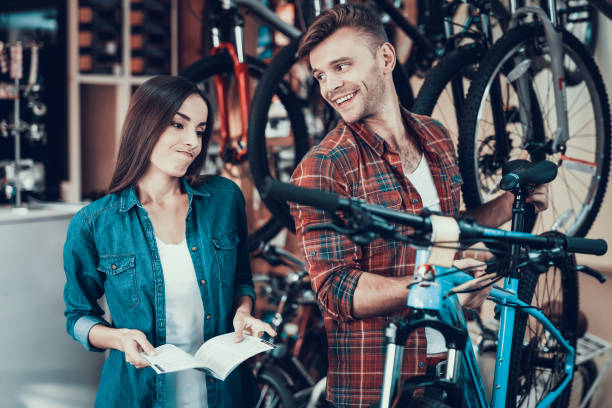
[289, 108, 463, 407]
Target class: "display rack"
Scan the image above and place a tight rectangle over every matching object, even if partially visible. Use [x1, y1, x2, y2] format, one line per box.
[64, 0, 178, 201]
[576, 332, 612, 408]
[0, 40, 46, 207]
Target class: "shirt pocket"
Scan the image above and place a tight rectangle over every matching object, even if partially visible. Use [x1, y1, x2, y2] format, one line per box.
[357, 181, 403, 210]
[97, 254, 140, 309]
[211, 231, 239, 287]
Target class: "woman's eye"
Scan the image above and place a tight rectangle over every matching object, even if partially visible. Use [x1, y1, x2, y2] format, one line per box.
[337, 63, 348, 71]
[196, 130, 204, 138]
[171, 121, 184, 129]
[315, 73, 325, 82]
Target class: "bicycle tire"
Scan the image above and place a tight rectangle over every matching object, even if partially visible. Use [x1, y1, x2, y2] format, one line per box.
[458, 24, 611, 237]
[412, 43, 487, 146]
[589, 0, 612, 19]
[573, 359, 598, 408]
[256, 367, 297, 408]
[181, 53, 305, 247]
[506, 254, 579, 408]
[248, 37, 311, 232]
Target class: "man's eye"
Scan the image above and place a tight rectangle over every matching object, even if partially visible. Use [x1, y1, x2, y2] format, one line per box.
[338, 63, 348, 71]
[171, 121, 184, 129]
[315, 73, 325, 81]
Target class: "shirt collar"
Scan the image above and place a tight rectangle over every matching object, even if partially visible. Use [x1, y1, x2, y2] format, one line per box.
[118, 178, 209, 212]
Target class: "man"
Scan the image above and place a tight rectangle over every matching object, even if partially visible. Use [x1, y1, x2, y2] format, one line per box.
[289, 4, 548, 407]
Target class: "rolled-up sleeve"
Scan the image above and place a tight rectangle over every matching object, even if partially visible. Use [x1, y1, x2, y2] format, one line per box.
[63, 210, 110, 352]
[290, 152, 364, 322]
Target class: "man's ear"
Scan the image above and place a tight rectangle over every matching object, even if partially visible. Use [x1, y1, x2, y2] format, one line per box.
[379, 42, 396, 74]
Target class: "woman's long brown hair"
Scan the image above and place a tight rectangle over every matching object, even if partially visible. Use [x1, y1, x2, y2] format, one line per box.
[108, 75, 213, 194]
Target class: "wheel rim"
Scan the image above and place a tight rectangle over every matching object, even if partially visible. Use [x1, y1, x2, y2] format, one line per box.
[471, 31, 605, 236]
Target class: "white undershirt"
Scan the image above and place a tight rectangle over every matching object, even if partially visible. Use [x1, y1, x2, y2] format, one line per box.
[156, 237, 207, 408]
[404, 155, 447, 354]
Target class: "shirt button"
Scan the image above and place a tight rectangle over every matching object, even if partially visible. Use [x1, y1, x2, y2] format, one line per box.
[412, 198, 419, 204]
[418, 361, 425, 369]
[206, 314, 211, 320]
[111, 264, 117, 270]
[200, 279, 207, 285]
[191, 246, 198, 252]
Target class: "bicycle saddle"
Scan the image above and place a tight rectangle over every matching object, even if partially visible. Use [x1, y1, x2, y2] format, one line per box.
[500, 159, 557, 191]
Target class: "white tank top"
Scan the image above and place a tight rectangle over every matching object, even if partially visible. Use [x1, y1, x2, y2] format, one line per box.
[405, 154, 441, 212]
[156, 237, 208, 408]
[404, 155, 447, 354]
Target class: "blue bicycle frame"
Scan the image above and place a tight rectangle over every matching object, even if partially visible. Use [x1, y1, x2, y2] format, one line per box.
[379, 247, 575, 408]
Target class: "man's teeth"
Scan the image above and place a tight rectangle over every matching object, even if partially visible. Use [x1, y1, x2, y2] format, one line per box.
[335, 92, 355, 104]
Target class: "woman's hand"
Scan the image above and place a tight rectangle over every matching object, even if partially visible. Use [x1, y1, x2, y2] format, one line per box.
[453, 258, 491, 310]
[232, 310, 277, 342]
[117, 328, 156, 369]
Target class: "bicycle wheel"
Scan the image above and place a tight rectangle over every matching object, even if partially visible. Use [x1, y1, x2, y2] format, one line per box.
[181, 53, 307, 247]
[459, 24, 611, 237]
[248, 37, 312, 232]
[570, 359, 598, 408]
[506, 254, 579, 408]
[257, 367, 297, 408]
[413, 43, 487, 147]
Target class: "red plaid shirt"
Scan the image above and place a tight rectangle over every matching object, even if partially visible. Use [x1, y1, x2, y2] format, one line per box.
[290, 108, 463, 407]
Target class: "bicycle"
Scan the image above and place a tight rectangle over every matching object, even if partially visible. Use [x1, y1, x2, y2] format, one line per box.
[262, 158, 608, 407]
[179, 0, 308, 249]
[457, 0, 612, 237]
[412, 0, 607, 168]
[251, 244, 327, 407]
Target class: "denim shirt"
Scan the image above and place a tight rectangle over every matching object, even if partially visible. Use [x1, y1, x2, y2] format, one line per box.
[63, 176, 257, 408]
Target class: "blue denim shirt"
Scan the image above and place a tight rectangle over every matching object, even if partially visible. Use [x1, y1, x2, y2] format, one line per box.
[63, 176, 257, 408]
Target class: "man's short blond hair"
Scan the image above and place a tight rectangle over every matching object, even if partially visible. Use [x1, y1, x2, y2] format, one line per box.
[297, 4, 388, 59]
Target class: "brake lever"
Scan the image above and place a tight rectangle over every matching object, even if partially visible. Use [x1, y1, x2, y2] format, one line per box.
[575, 265, 607, 284]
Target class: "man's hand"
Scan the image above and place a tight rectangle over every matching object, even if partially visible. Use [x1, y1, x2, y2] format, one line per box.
[117, 328, 156, 369]
[453, 258, 491, 310]
[526, 183, 549, 212]
[233, 310, 277, 342]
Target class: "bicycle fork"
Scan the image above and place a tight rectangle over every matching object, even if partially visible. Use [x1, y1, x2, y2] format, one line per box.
[509, 2, 570, 152]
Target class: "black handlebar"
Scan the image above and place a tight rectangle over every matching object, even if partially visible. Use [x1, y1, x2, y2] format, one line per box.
[263, 178, 608, 256]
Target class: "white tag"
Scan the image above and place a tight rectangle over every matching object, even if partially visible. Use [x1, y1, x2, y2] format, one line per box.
[427, 215, 460, 267]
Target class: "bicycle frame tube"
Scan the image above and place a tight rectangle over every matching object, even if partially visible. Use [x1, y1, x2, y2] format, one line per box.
[211, 43, 250, 158]
[489, 285, 576, 408]
[491, 190, 526, 405]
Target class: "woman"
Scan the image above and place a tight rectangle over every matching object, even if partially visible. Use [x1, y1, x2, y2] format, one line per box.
[63, 75, 274, 407]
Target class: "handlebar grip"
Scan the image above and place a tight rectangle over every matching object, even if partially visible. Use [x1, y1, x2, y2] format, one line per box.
[263, 177, 343, 212]
[565, 236, 608, 256]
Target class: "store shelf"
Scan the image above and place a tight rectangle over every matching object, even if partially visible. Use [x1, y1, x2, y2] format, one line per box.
[65, 0, 178, 201]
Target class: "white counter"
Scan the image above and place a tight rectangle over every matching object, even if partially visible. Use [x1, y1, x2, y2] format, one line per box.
[0, 205, 104, 407]
[0, 203, 85, 225]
